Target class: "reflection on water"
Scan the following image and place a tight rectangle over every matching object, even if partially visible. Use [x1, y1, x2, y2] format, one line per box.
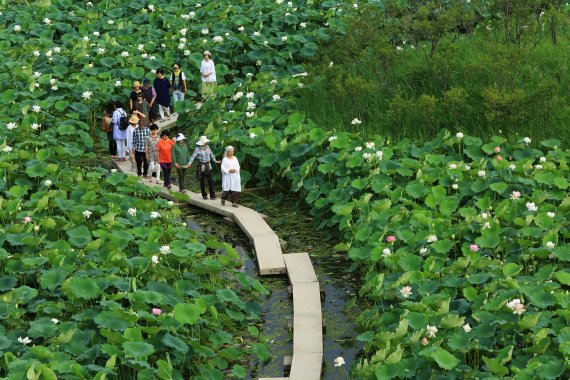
[183, 192, 363, 379]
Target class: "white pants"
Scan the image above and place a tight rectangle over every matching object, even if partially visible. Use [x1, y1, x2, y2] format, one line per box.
[159, 104, 170, 119]
[173, 90, 184, 103]
[116, 139, 126, 158]
[148, 161, 161, 182]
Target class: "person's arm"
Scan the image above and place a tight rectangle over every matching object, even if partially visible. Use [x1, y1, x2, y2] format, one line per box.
[129, 97, 134, 112]
[112, 111, 120, 130]
[187, 148, 198, 166]
[210, 148, 219, 164]
[145, 140, 149, 158]
[221, 157, 231, 175]
[210, 62, 216, 77]
[182, 72, 187, 92]
[150, 88, 156, 106]
[172, 144, 179, 168]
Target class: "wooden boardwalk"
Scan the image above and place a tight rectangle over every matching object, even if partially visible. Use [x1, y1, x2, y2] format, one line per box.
[112, 116, 323, 379]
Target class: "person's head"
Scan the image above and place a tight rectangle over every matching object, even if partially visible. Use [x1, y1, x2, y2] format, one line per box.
[105, 101, 115, 115]
[172, 63, 181, 71]
[143, 78, 151, 88]
[156, 69, 164, 78]
[129, 114, 139, 126]
[175, 133, 186, 144]
[196, 135, 210, 148]
[114, 100, 123, 109]
[225, 145, 234, 157]
[133, 81, 141, 90]
[150, 124, 159, 135]
[161, 130, 170, 139]
[136, 92, 144, 102]
[203, 51, 211, 60]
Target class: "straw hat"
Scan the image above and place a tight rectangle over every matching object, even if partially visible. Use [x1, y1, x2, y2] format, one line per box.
[196, 135, 211, 145]
[133, 81, 141, 88]
[129, 115, 139, 124]
[175, 133, 187, 142]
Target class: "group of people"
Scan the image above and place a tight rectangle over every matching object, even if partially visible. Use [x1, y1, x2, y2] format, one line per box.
[101, 51, 240, 206]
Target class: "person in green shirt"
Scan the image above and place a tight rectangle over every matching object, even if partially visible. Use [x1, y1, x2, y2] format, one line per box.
[172, 133, 191, 193]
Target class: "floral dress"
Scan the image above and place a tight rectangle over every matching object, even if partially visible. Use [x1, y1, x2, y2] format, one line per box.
[147, 135, 160, 163]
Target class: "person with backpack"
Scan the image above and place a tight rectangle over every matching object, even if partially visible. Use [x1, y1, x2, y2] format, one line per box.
[188, 135, 220, 200]
[171, 63, 187, 106]
[141, 78, 158, 122]
[172, 133, 191, 193]
[200, 50, 216, 98]
[153, 69, 171, 121]
[132, 118, 150, 178]
[102, 101, 117, 159]
[112, 101, 129, 161]
[156, 130, 175, 190]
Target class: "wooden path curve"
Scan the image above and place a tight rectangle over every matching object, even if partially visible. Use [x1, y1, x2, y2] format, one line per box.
[111, 116, 323, 379]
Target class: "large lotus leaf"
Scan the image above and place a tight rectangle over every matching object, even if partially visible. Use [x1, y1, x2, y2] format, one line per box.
[65, 277, 101, 300]
[66, 225, 92, 247]
[122, 342, 155, 360]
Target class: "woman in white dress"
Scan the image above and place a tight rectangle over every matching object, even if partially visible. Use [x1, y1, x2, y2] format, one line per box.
[221, 146, 241, 207]
[200, 50, 216, 98]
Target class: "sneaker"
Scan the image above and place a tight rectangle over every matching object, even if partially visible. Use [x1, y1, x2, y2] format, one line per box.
[202, 196, 208, 200]
[232, 204, 239, 208]
[210, 195, 217, 200]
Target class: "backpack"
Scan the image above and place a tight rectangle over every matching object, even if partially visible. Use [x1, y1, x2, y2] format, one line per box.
[117, 110, 129, 130]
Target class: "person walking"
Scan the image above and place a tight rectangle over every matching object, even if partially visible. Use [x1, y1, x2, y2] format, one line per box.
[221, 146, 241, 207]
[102, 101, 117, 159]
[172, 133, 191, 193]
[156, 130, 175, 189]
[126, 115, 138, 171]
[141, 78, 158, 122]
[200, 51, 216, 98]
[133, 92, 150, 127]
[153, 69, 171, 121]
[132, 118, 150, 178]
[129, 81, 142, 112]
[146, 124, 161, 184]
[188, 135, 219, 200]
[112, 101, 128, 161]
[171, 63, 187, 106]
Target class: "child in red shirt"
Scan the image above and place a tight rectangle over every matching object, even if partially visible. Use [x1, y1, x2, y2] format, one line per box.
[156, 130, 175, 189]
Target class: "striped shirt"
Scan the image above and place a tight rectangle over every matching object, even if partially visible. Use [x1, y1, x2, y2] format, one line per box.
[133, 126, 150, 152]
[188, 146, 216, 165]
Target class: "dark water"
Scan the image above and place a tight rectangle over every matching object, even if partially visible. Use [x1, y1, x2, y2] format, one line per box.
[182, 192, 362, 379]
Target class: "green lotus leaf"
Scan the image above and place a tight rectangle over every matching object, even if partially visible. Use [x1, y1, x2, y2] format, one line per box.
[66, 277, 101, 300]
[172, 303, 203, 325]
[122, 342, 155, 360]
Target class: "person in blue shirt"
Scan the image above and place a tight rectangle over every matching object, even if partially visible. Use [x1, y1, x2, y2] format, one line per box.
[153, 69, 171, 121]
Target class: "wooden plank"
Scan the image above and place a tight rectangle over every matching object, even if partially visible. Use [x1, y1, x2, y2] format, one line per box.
[283, 253, 318, 284]
[293, 316, 323, 354]
[292, 283, 322, 319]
[288, 352, 322, 380]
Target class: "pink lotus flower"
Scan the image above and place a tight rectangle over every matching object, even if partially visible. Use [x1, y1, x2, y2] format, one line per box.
[494, 146, 501, 153]
[421, 337, 428, 345]
[151, 308, 162, 316]
[469, 244, 479, 252]
[386, 235, 396, 243]
[400, 286, 412, 298]
[496, 155, 503, 161]
[23, 216, 32, 223]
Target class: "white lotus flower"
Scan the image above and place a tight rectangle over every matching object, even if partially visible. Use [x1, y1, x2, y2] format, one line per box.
[150, 211, 161, 219]
[168, 201, 174, 207]
[18, 336, 32, 345]
[33, 71, 41, 78]
[281, 36, 288, 42]
[201, 28, 209, 35]
[213, 36, 224, 43]
[523, 137, 531, 144]
[31, 123, 40, 130]
[477, 170, 485, 177]
[351, 118, 362, 125]
[525, 202, 538, 212]
[115, 80, 122, 87]
[419, 247, 428, 255]
[128, 207, 137, 216]
[353, 3, 359, 8]
[43, 18, 51, 25]
[463, 323, 471, 332]
[13, 25, 21, 32]
[456, 132, 464, 139]
[7, 122, 17, 130]
[111, 169, 117, 173]
[86, 1, 93, 7]
[272, 94, 281, 101]
[2, 146, 13, 153]
[44, 179, 52, 187]
[250, 133, 257, 139]
[246, 92, 255, 99]
[253, 31, 260, 36]
[108, 20, 114, 24]
[97, 47, 106, 55]
[354, 146, 362, 152]
[509, 164, 516, 170]
[427, 235, 438, 243]
[363, 152, 372, 160]
[452, 183, 459, 189]
[506, 298, 525, 315]
[82, 36, 89, 42]
[546, 241, 555, 249]
[160, 245, 171, 254]
[276, 0, 284, 4]
[426, 325, 438, 338]
[151, 255, 160, 264]
[365, 141, 375, 149]
[449, 163, 457, 169]
[333, 357, 345, 367]
[400, 286, 412, 297]
[120, 51, 129, 57]
[246, 111, 254, 118]
[547, 212, 555, 218]
[329, 61, 334, 67]
[510, 191, 521, 200]
[300, 22, 307, 28]
[232, 92, 244, 101]
[82, 210, 93, 219]
[534, 164, 542, 170]
[32, 105, 41, 113]
[184, 50, 190, 56]
[82, 91, 93, 100]
[33, 51, 41, 57]
[328, 136, 337, 142]
[189, 11, 196, 18]
[375, 151, 383, 160]
[482, 222, 490, 230]
[148, 4, 155, 11]
[195, 3, 201, 7]
[53, 47, 61, 53]
[263, 40, 269, 46]
[382, 248, 391, 257]
[539, 156, 546, 163]
[51, 318, 59, 324]
[51, 85, 58, 91]
[247, 102, 256, 110]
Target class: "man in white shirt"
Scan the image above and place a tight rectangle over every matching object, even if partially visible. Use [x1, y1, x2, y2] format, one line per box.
[200, 50, 216, 98]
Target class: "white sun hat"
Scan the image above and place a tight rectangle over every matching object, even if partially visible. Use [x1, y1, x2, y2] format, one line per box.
[175, 133, 186, 142]
[203, 50, 211, 56]
[196, 135, 211, 145]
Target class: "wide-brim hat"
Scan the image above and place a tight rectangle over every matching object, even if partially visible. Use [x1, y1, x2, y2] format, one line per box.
[133, 81, 141, 87]
[129, 115, 139, 124]
[203, 50, 211, 57]
[196, 135, 211, 145]
[175, 133, 187, 142]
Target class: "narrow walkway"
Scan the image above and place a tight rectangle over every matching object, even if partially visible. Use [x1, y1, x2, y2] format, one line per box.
[110, 116, 323, 379]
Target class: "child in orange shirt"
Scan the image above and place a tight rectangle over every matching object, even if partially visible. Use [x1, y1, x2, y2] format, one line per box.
[156, 130, 175, 189]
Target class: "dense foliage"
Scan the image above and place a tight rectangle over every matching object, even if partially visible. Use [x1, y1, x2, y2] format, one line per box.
[297, 0, 570, 143]
[1, 0, 569, 379]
